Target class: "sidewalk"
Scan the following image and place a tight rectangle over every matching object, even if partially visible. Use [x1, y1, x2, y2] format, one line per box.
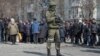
[0, 43, 100, 56]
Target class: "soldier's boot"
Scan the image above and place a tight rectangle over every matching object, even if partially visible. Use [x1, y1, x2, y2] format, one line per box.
[56, 49, 63, 56]
[47, 48, 51, 56]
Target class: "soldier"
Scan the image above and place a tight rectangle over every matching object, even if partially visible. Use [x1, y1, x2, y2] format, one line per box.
[46, 1, 62, 56]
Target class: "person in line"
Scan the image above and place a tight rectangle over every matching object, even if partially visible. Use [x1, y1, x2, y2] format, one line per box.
[39, 19, 47, 43]
[31, 18, 40, 44]
[8, 18, 19, 45]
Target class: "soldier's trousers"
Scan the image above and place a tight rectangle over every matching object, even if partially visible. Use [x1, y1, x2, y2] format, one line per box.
[47, 29, 61, 50]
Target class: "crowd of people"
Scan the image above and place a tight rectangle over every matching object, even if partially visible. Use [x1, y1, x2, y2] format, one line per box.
[60, 19, 100, 47]
[0, 18, 100, 47]
[0, 18, 48, 44]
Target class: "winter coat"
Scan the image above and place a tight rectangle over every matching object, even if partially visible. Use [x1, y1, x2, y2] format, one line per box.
[24, 23, 31, 36]
[73, 23, 81, 35]
[39, 23, 48, 38]
[59, 26, 65, 38]
[69, 25, 74, 36]
[65, 23, 70, 35]
[97, 24, 100, 36]
[83, 24, 92, 36]
[8, 22, 19, 35]
[31, 21, 40, 34]
[0, 21, 4, 31]
[91, 23, 98, 34]
[18, 23, 24, 33]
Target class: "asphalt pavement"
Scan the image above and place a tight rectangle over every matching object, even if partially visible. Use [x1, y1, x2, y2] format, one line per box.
[0, 42, 100, 56]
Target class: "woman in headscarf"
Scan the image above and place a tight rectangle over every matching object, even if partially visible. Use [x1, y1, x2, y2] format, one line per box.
[8, 18, 19, 44]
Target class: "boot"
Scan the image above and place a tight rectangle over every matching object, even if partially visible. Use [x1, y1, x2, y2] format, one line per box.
[47, 48, 51, 56]
[56, 49, 63, 56]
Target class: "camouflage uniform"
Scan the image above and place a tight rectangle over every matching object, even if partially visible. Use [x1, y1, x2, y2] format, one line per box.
[46, 0, 62, 56]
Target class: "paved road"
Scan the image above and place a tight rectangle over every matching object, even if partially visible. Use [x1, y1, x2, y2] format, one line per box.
[0, 43, 100, 56]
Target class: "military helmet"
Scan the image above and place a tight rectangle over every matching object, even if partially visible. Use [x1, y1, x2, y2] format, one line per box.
[49, 0, 57, 5]
[48, 0, 57, 11]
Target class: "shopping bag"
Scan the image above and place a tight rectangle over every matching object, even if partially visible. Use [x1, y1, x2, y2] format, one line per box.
[18, 33, 22, 42]
[16, 33, 22, 42]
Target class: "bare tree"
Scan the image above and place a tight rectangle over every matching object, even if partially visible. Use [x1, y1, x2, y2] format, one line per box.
[81, 0, 95, 19]
[0, 0, 46, 19]
[0, 0, 19, 18]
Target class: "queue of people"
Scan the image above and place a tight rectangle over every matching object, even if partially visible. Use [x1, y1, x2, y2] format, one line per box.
[18, 18, 48, 44]
[0, 17, 100, 48]
[60, 19, 100, 47]
[0, 18, 48, 44]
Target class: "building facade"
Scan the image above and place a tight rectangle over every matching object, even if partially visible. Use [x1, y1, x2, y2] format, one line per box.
[64, 0, 82, 20]
[94, 0, 100, 21]
[64, 0, 100, 21]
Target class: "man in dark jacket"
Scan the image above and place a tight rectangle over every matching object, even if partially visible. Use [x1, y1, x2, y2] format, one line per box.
[90, 20, 98, 47]
[25, 21, 31, 42]
[39, 19, 48, 43]
[73, 19, 82, 44]
[97, 24, 100, 45]
[65, 21, 70, 42]
[69, 22, 75, 43]
[0, 19, 4, 42]
[18, 20, 24, 42]
[83, 22, 92, 46]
